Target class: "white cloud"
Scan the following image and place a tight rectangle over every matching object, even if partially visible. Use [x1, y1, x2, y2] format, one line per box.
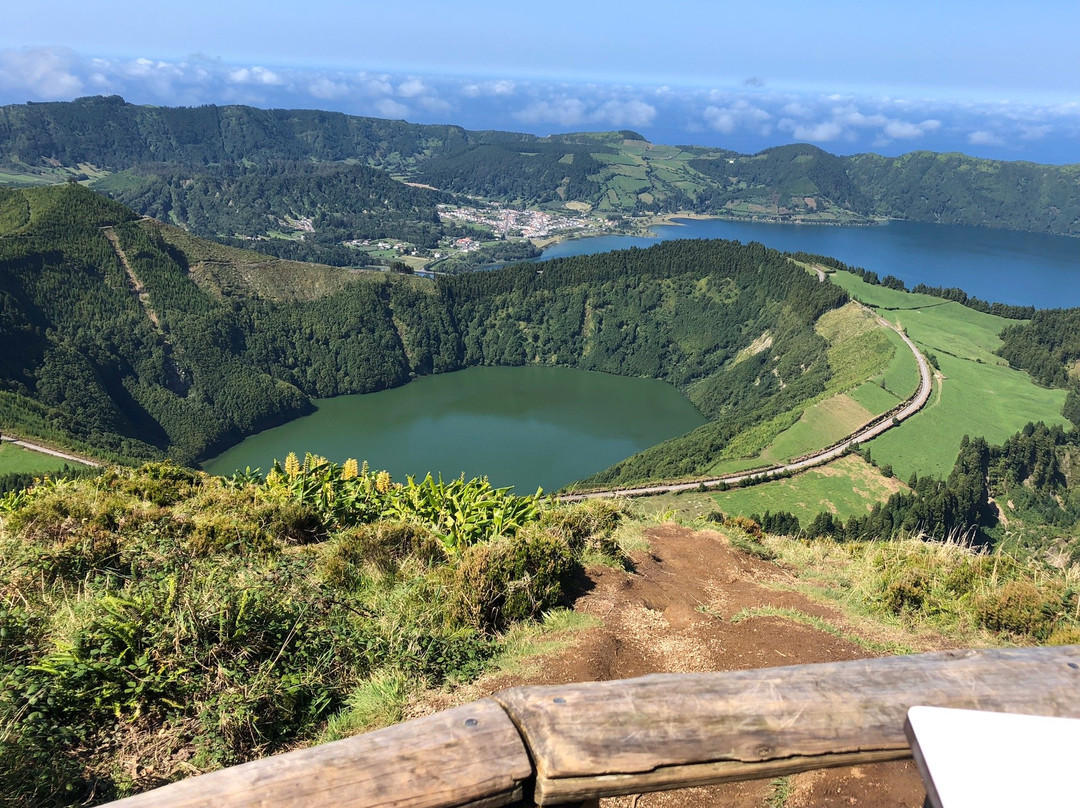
[228, 66, 283, 86]
[884, 118, 940, 138]
[397, 78, 427, 98]
[968, 130, 1005, 146]
[309, 77, 349, 100]
[419, 95, 452, 113]
[375, 98, 410, 118]
[788, 120, 845, 142]
[833, 106, 888, 128]
[592, 99, 656, 128]
[1020, 124, 1053, 140]
[0, 47, 84, 98]
[357, 74, 394, 96]
[463, 79, 516, 97]
[514, 97, 588, 126]
[703, 99, 772, 134]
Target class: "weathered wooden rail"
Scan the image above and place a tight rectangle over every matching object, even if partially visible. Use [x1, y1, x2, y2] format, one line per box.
[104, 645, 1080, 808]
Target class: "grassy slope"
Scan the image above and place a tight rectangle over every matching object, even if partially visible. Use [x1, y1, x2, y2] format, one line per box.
[643, 454, 909, 525]
[653, 270, 1070, 526]
[0, 460, 627, 806]
[148, 220, 374, 302]
[708, 301, 903, 474]
[0, 443, 85, 476]
[830, 272, 1069, 480]
[758, 394, 874, 463]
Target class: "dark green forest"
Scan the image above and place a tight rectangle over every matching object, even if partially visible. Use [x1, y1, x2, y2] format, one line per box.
[1, 184, 846, 482]
[94, 161, 466, 262]
[846, 151, 1080, 236]
[690, 143, 872, 214]
[415, 140, 607, 204]
[0, 95, 476, 168]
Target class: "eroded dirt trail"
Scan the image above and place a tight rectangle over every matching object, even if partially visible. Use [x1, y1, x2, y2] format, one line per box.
[436, 525, 927, 807]
[102, 226, 164, 331]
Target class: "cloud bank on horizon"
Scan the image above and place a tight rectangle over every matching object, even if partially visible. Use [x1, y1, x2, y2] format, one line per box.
[0, 46, 1077, 164]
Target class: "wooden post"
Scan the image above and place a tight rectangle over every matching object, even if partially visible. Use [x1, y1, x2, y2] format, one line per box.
[494, 645, 1080, 804]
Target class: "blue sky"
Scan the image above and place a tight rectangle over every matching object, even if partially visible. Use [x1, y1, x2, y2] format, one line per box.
[1, 0, 1077, 162]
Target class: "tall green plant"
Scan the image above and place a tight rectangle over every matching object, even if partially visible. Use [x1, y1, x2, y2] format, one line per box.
[384, 474, 543, 555]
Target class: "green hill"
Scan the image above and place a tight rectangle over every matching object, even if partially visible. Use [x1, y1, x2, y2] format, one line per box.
[1, 184, 850, 480]
[1, 97, 1077, 239]
[93, 161, 461, 265]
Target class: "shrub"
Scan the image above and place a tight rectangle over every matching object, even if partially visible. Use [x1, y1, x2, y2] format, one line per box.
[318, 522, 442, 585]
[385, 473, 543, 555]
[975, 580, 1068, 639]
[448, 528, 575, 632]
[881, 567, 932, 614]
[726, 514, 764, 539]
[539, 499, 627, 558]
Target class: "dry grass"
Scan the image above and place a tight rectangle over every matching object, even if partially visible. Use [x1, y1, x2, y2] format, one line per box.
[762, 533, 1080, 647]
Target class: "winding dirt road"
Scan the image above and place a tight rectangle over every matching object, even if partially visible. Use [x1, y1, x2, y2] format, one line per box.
[561, 306, 932, 502]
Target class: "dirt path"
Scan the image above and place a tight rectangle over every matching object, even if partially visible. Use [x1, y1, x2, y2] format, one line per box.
[423, 525, 929, 807]
[102, 226, 163, 331]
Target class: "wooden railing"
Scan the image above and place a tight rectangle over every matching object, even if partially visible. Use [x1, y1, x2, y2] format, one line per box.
[103, 645, 1080, 808]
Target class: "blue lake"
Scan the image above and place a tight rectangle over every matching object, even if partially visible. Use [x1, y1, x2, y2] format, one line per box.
[542, 218, 1079, 310]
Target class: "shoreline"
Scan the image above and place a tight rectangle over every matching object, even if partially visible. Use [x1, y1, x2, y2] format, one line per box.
[529, 210, 888, 253]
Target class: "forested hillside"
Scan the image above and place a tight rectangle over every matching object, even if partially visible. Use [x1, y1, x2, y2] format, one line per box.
[94, 161, 466, 265]
[0, 95, 475, 168]
[1, 97, 1077, 239]
[690, 143, 873, 214]
[415, 140, 607, 204]
[1, 184, 848, 482]
[846, 151, 1080, 235]
[0, 184, 426, 463]
[443, 243, 846, 480]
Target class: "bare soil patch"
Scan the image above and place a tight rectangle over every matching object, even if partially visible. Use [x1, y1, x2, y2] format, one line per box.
[420, 524, 928, 807]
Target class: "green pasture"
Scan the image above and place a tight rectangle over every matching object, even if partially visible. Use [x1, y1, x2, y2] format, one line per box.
[848, 379, 903, 413]
[608, 173, 650, 194]
[0, 170, 55, 187]
[711, 302, 906, 471]
[651, 166, 687, 184]
[712, 455, 907, 524]
[831, 271, 1068, 480]
[759, 394, 874, 463]
[866, 350, 1067, 479]
[876, 329, 922, 399]
[594, 153, 640, 167]
[0, 442, 83, 476]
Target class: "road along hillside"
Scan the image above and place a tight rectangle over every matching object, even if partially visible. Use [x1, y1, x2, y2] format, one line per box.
[561, 305, 932, 502]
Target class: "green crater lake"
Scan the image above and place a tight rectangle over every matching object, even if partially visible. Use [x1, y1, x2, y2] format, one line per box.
[203, 366, 708, 492]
